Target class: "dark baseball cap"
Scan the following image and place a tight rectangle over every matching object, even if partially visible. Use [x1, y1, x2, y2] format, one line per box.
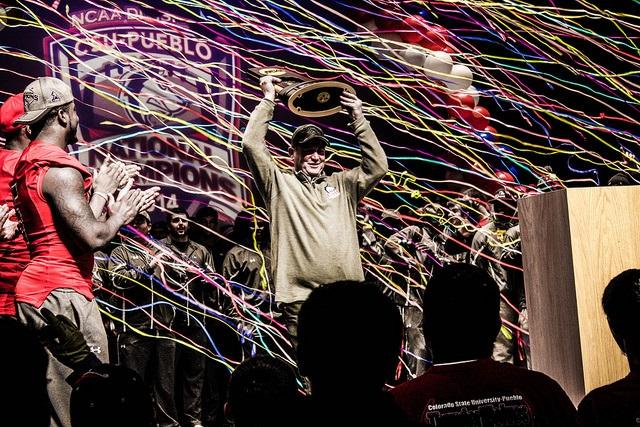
[291, 124, 329, 147]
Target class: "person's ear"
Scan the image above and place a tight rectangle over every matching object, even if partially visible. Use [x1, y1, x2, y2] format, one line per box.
[288, 146, 295, 158]
[57, 108, 69, 127]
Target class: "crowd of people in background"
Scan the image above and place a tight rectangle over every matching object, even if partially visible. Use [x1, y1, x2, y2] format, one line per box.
[0, 74, 638, 427]
[79, 177, 527, 425]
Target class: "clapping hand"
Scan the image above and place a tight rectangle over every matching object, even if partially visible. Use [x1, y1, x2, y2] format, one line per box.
[94, 155, 141, 195]
[111, 185, 161, 224]
[0, 205, 18, 241]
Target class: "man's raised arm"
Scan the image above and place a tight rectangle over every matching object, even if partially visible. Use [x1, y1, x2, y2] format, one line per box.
[242, 76, 282, 199]
[44, 167, 156, 250]
[341, 91, 388, 200]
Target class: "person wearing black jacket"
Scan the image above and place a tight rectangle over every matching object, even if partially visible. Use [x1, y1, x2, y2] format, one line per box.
[109, 212, 179, 427]
[160, 208, 216, 427]
[108, 211, 179, 427]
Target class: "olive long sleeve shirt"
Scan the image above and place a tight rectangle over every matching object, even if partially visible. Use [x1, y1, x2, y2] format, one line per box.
[242, 99, 388, 303]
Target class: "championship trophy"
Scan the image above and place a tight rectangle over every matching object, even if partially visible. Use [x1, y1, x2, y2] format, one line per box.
[248, 67, 355, 118]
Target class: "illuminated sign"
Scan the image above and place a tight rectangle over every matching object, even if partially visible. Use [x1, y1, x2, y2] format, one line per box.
[43, 7, 244, 220]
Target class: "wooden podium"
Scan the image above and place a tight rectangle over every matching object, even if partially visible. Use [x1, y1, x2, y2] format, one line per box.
[518, 186, 636, 405]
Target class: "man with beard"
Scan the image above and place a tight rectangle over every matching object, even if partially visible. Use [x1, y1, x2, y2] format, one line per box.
[242, 76, 388, 344]
[11, 76, 158, 427]
[160, 208, 216, 427]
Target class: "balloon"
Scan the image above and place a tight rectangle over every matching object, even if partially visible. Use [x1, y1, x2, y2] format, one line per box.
[418, 25, 449, 51]
[400, 15, 428, 43]
[402, 46, 427, 67]
[478, 131, 496, 142]
[395, 15, 450, 49]
[444, 64, 473, 90]
[448, 92, 475, 122]
[495, 170, 516, 183]
[423, 51, 452, 79]
[479, 125, 498, 142]
[495, 143, 513, 154]
[466, 85, 480, 107]
[451, 107, 474, 122]
[449, 92, 475, 109]
[470, 106, 490, 129]
[484, 125, 497, 136]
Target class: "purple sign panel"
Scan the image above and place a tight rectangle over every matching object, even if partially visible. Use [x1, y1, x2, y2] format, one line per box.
[43, 5, 244, 222]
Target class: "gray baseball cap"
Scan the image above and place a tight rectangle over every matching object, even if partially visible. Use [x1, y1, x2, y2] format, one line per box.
[14, 77, 74, 125]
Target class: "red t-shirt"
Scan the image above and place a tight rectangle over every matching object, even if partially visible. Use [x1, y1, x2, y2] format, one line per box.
[577, 372, 640, 426]
[12, 141, 94, 308]
[0, 149, 30, 315]
[391, 358, 577, 426]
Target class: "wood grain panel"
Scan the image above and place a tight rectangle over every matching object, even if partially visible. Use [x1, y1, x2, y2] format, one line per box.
[518, 187, 636, 405]
[519, 190, 585, 405]
[566, 187, 633, 392]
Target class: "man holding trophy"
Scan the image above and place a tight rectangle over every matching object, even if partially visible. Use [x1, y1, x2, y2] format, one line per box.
[242, 73, 388, 345]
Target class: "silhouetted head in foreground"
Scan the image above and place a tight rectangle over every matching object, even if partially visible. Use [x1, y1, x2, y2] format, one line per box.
[602, 269, 640, 372]
[423, 263, 501, 364]
[226, 355, 299, 427]
[297, 281, 403, 396]
[70, 364, 154, 427]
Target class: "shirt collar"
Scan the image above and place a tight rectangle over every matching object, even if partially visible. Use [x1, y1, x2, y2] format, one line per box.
[165, 235, 193, 251]
[294, 168, 326, 184]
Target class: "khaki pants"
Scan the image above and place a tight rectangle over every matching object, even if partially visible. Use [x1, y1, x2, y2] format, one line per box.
[17, 289, 109, 427]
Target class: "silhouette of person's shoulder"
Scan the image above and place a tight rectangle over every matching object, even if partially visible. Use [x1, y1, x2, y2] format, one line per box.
[392, 359, 576, 426]
[578, 372, 640, 427]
